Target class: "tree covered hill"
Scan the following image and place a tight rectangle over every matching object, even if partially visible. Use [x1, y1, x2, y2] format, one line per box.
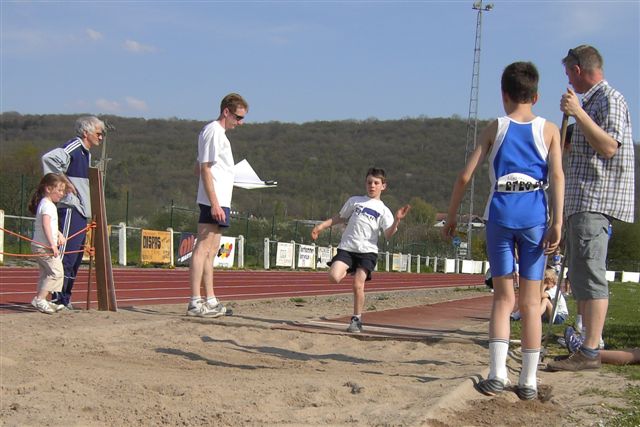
[2, 112, 638, 231]
[1, 112, 491, 223]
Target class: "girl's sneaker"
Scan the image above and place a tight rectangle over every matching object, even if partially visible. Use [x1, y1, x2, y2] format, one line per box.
[31, 297, 55, 314]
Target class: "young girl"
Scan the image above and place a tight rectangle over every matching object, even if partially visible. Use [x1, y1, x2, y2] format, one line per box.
[28, 173, 67, 314]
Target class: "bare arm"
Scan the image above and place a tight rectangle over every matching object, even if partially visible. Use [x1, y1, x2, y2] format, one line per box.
[543, 121, 564, 254]
[42, 214, 59, 257]
[384, 204, 411, 240]
[561, 88, 618, 159]
[311, 214, 345, 240]
[442, 120, 496, 239]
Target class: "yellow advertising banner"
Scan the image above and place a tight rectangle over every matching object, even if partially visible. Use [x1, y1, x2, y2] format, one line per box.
[82, 225, 110, 262]
[141, 229, 172, 264]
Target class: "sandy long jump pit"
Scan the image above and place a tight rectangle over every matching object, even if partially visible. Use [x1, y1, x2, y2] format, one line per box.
[0, 287, 630, 426]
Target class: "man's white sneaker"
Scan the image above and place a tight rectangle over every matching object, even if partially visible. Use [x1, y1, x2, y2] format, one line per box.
[186, 299, 204, 317]
[202, 302, 227, 318]
[31, 297, 55, 314]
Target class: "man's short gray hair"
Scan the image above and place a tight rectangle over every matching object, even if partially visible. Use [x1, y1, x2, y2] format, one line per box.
[75, 116, 105, 137]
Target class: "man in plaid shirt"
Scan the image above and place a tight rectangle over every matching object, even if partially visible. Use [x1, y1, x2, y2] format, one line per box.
[548, 45, 635, 372]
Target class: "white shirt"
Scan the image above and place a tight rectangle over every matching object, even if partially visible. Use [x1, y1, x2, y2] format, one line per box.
[196, 120, 235, 207]
[32, 198, 58, 248]
[338, 196, 394, 254]
[545, 285, 569, 319]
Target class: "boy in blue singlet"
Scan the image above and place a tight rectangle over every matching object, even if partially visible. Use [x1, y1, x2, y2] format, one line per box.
[442, 62, 564, 400]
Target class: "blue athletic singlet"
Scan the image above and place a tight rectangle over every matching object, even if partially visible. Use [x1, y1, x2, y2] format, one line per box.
[483, 116, 549, 229]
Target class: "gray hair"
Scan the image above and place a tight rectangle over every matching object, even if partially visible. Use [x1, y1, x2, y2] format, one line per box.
[75, 116, 105, 137]
[562, 45, 604, 73]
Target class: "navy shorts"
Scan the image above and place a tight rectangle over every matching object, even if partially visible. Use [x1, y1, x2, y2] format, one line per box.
[198, 204, 231, 227]
[328, 249, 378, 281]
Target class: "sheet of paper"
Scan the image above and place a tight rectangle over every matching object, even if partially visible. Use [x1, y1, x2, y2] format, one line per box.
[233, 159, 277, 189]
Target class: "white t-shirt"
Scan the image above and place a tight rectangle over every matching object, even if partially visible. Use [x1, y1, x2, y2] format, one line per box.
[545, 285, 569, 319]
[338, 196, 394, 254]
[32, 198, 58, 248]
[196, 120, 235, 207]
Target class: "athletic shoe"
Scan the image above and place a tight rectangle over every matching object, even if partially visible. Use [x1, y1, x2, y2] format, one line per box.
[563, 326, 584, 353]
[202, 302, 227, 318]
[347, 316, 363, 333]
[31, 297, 55, 315]
[515, 385, 537, 401]
[51, 302, 67, 312]
[186, 299, 204, 317]
[476, 377, 510, 396]
[546, 350, 601, 371]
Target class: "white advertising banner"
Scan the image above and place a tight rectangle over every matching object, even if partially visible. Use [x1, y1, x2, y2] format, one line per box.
[276, 242, 294, 267]
[392, 253, 402, 271]
[401, 254, 409, 272]
[297, 244, 315, 269]
[316, 247, 332, 269]
[213, 236, 236, 268]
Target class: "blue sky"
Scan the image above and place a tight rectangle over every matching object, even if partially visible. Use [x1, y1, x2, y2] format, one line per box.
[1, 1, 639, 139]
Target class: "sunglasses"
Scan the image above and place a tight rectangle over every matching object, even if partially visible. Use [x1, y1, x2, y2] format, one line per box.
[229, 111, 244, 121]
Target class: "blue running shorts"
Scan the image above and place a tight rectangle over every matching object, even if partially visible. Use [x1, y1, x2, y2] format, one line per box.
[485, 221, 546, 281]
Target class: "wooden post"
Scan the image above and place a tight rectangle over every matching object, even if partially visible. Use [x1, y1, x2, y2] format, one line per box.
[89, 167, 117, 311]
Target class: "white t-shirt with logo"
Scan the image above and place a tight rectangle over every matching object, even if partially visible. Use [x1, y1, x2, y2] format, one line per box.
[196, 120, 235, 208]
[338, 196, 394, 254]
[32, 198, 58, 249]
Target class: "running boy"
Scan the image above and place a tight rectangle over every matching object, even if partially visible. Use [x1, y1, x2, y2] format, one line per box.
[442, 62, 564, 400]
[28, 173, 67, 314]
[311, 168, 410, 333]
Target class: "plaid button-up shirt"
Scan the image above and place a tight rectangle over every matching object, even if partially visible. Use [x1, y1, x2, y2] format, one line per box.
[565, 80, 635, 223]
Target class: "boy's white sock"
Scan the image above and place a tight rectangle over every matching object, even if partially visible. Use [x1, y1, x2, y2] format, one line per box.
[206, 296, 218, 305]
[519, 348, 540, 389]
[352, 314, 362, 320]
[488, 339, 509, 382]
[190, 296, 202, 305]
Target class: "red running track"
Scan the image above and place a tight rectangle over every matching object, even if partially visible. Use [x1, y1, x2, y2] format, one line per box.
[0, 267, 484, 314]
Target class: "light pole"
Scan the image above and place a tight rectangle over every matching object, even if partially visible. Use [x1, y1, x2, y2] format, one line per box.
[463, 0, 493, 259]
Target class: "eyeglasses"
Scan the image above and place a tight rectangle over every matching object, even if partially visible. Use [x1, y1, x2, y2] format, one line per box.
[95, 132, 104, 137]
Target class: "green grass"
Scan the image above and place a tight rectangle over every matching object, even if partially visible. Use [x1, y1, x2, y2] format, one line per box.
[511, 281, 639, 425]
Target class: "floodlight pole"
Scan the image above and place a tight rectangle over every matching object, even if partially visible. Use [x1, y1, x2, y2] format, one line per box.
[463, 0, 493, 259]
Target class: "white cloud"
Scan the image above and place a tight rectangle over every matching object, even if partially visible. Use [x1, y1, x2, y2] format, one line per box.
[86, 28, 103, 41]
[95, 98, 121, 113]
[123, 39, 157, 53]
[125, 96, 149, 111]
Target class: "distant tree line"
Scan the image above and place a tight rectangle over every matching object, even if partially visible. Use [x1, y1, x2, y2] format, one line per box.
[1, 112, 639, 266]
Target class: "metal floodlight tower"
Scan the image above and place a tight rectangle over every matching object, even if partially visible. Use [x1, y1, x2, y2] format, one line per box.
[462, 0, 493, 259]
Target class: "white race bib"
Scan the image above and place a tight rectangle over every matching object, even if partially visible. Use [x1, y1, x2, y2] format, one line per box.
[496, 173, 546, 192]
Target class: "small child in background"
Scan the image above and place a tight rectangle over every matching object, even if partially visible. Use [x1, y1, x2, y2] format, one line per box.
[28, 173, 67, 314]
[512, 268, 568, 323]
[540, 268, 568, 325]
